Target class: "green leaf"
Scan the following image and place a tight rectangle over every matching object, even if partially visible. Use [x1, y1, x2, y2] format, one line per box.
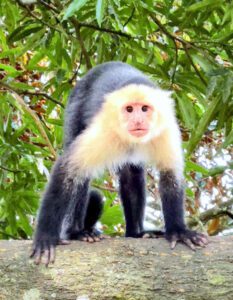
[101, 205, 123, 226]
[185, 161, 209, 175]
[222, 73, 233, 103]
[222, 128, 233, 148]
[8, 24, 43, 43]
[175, 94, 197, 130]
[96, 0, 106, 27]
[187, 0, 223, 12]
[0, 63, 22, 77]
[186, 96, 221, 155]
[62, 0, 90, 20]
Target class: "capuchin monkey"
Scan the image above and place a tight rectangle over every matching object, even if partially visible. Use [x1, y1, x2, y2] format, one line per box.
[31, 61, 208, 266]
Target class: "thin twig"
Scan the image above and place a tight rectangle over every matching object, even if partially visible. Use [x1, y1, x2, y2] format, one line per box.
[183, 44, 207, 86]
[123, 7, 135, 27]
[171, 40, 178, 86]
[71, 18, 92, 70]
[68, 52, 83, 84]
[79, 22, 132, 39]
[38, 0, 59, 13]
[22, 91, 64, 108]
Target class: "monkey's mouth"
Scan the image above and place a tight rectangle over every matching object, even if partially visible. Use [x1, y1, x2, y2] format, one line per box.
[129, 129, 148, 137]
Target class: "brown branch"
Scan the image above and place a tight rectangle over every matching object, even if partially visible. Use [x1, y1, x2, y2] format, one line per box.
[22, 91, 65, 108]
[68, 52, 83, 84]
[0, 82, 64, 108]
[79, 22, 132, 39]
[171, 39, 179, 86]
[183, 44, 207, 86]
[188, 198, 233, 227]
[38, 0, 59, 13]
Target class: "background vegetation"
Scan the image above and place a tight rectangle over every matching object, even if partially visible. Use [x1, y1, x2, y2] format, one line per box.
[0, 0, 232, 240]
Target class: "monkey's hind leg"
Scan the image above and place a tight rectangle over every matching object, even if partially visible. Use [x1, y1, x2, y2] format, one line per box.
[69, 190, 104, 242]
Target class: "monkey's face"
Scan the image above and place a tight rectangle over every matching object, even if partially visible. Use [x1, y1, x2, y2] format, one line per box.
[121, 102, 154, 139]
[104, 84, 174, 144]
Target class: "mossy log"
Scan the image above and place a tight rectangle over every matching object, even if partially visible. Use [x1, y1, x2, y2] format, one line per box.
[0, 236, 233, 300]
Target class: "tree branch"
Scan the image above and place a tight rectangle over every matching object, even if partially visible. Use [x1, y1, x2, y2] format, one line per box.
[0, 82, 64, 108]
[188, 198, 233, 227]
[79, 22, 132, 39]
[71, 18, 92, 70]
[21, 91, 65, 108]
[171, 40, 179, 86]
[123, 7, 135, 27]
[183, 44, 207, 86]
[68, 52, 83, 84]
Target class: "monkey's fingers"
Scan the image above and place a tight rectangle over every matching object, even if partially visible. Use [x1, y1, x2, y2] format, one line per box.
[43, 249, 50, 267]
[182, 238, 196, 251]
[34, 248, 43, 265]
[30, 248, 36, 258]
[170, 240, 177, 250]
[190, 233, 209, 247]
[43, 246, 56, 266]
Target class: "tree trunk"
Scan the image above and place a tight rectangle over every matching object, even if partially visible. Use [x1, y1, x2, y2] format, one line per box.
[0, 236, 233, 300]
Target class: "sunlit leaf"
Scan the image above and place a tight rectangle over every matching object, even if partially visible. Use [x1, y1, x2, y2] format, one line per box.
[62, 0, 90, 20]
[96, 0, 107, 27]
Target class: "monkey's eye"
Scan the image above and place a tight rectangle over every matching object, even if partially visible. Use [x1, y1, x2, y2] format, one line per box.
[126, 106, 133, 113]
[142, 105, 149, 112]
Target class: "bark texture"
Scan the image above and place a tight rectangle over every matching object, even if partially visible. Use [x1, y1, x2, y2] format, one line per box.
[0, 236, 233, 300]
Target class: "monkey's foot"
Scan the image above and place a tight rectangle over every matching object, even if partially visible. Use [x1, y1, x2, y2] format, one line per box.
[70, 229, 104, 243]
[166, 229, 209, 250]
[141, 230, 165, 239]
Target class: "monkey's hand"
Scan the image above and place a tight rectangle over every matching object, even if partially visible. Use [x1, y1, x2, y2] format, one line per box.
[165, 229, 209, 251]
[30, 233, 62, 267]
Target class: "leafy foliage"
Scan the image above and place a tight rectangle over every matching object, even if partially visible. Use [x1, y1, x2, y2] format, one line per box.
[0, 0, 232, 239]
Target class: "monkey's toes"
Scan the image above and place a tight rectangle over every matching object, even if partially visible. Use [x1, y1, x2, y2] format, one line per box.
[73, 229, 104, 243]
[167, 230, 209, 251]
